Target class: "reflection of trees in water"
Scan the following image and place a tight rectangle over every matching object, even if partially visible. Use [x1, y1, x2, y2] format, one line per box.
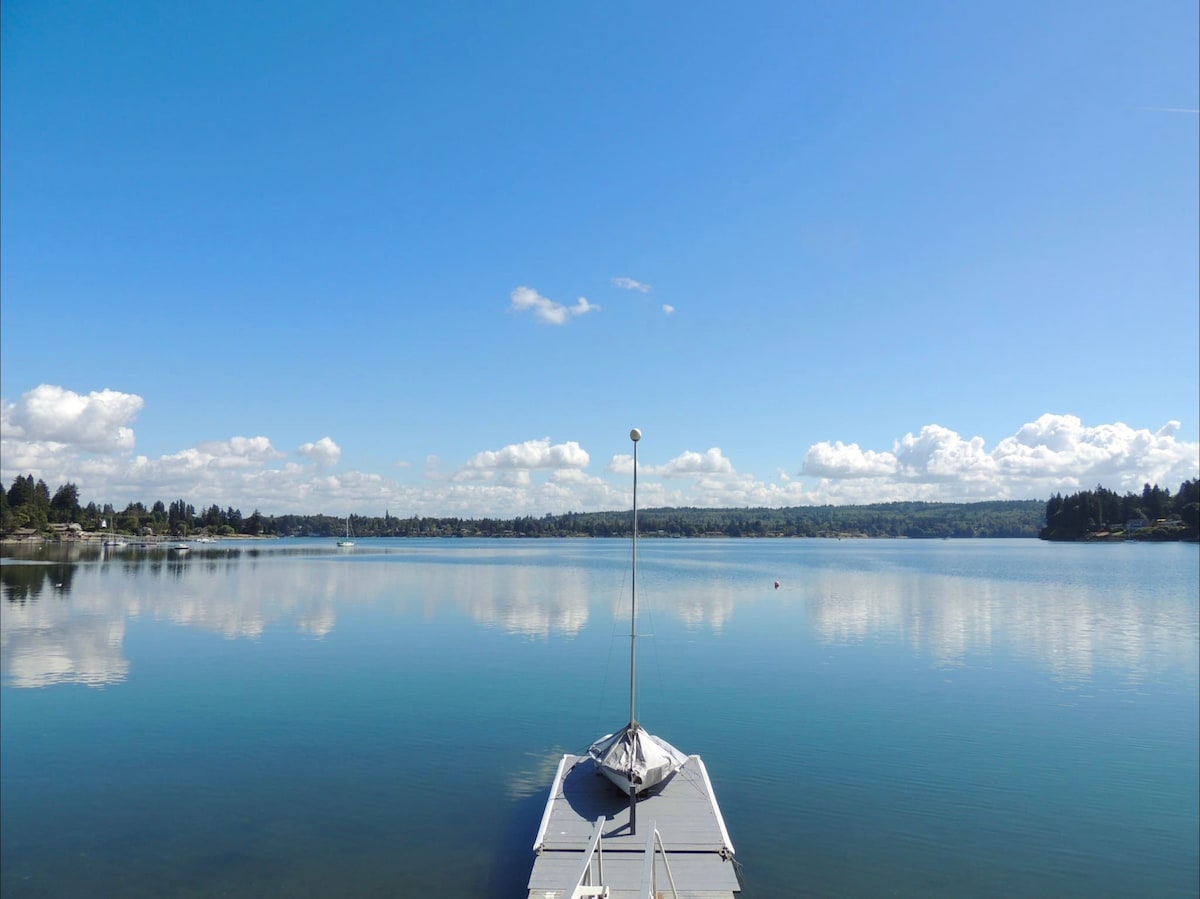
[1, 545, 348, 687]
[1, 563, 77, 604]
[0, 545, 264, 605]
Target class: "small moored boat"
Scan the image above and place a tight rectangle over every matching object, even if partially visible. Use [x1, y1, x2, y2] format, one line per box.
[337, 517, 355, 547]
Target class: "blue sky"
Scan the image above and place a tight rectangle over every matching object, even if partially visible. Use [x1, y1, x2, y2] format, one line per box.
[3, 0, 1197, 517]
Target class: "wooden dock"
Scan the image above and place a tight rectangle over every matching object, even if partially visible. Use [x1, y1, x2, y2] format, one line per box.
[528, 754, 741, 898]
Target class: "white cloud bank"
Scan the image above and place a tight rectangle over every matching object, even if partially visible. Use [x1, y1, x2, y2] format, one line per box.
[509, 285, 599, 325]
[1, 384, 142, 452]
[801, 415, 1198, 501]
[2, 386, 1197, 517]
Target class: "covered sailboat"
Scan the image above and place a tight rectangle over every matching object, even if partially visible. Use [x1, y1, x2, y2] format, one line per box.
[528, 427, 739, 897]
[587, 427, 688, 800]
[588, 722, 688, 794]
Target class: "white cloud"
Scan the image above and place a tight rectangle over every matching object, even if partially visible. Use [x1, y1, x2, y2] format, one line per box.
[990, 414, 1196, 494]
[803, 441, 897, 478]
[161, 437, 284, 472]
[803, 425, 999, 486]
[2, 384, 142, 451]
[494, 470, 533, 488]
[607, 448, 734, 479]
[800, 415, 1199, 503]
[460, 437, 590, 473]
[894, 425, 995, 482]
[509, 285, 600, 325]
[610, 276, 672, 312]
[653, 447, 735, 478]
[607, 454, 634, 477]
[611, 276, 652, 293]
[298, 436, 342, 466]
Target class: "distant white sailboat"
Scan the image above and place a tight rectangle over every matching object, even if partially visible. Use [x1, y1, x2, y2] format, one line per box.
[337, 518, 355, 547]
[102, 517, 126, 548]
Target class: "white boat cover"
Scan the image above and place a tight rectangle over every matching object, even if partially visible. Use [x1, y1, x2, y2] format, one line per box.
[588, 723, 688, 795]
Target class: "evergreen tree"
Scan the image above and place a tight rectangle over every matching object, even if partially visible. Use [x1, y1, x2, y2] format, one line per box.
[7, 474, 35, 508]
[49, 483, 81, 523]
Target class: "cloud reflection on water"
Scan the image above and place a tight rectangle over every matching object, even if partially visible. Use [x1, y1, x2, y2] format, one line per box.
[1, 547, 346, 687]
[505, 749, 574, 800]
[2, 541, 1196, 690]
[429, 561, 591, 637]
[805, 563, 1198, 683]
[4, 608, 128, 688]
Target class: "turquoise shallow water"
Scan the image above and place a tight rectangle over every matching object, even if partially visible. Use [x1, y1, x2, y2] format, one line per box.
[2, 538, 1197, 898]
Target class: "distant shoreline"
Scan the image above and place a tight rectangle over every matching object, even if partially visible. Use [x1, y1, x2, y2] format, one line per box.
[4, 533, 1016, 545]
[5, 532, 1196, 547]
[1040, 531, 1198, 544]
[0, 533, 280, 545]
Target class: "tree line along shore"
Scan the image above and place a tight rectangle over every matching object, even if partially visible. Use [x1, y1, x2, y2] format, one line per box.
[1039, 479, 1198, 541]
[1, 474, 1196, 542]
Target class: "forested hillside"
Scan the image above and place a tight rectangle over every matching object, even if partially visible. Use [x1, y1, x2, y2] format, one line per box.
[1, 474, 1044, 538]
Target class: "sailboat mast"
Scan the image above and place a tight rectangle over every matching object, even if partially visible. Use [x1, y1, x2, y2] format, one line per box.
[629, 427, 642, 834]
[629, 427, 640, 729]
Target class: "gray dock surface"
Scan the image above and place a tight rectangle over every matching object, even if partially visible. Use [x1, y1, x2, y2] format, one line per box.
[528, 754, 740, 899]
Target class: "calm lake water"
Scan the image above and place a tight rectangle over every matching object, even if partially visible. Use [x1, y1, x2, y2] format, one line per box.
[1, 538, 1197, 898]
